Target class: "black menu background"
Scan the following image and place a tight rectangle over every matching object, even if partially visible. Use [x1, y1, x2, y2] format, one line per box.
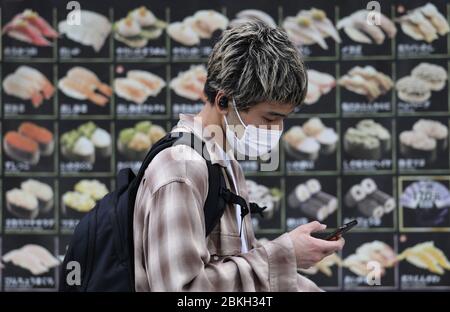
[0, 0, 449, 291]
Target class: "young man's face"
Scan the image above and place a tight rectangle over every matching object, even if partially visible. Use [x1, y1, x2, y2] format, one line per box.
[226, 100, 296, 138]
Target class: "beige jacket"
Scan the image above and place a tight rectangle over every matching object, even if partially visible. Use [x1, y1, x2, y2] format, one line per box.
[133, 114, 321, 291]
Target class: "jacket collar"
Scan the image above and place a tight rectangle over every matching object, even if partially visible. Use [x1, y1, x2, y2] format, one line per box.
[172, 114, 235, 168]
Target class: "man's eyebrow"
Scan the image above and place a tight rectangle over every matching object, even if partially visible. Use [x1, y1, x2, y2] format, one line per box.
[267, 111, 288, 117]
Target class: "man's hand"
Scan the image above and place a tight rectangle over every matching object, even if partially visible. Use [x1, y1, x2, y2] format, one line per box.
[288, 221, 345, 269]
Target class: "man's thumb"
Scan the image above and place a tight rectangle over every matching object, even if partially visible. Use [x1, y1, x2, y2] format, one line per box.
[302, 221, 326, 234]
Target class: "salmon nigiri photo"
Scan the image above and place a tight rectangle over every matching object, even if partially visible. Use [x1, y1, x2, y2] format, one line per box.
[3, 122, 54, 165]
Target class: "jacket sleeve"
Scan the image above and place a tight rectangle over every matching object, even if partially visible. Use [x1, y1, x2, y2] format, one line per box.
[248, 217, 323, 292]
[140, 177, 311, 292]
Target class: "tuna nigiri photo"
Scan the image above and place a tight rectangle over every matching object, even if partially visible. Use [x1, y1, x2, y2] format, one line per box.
[2, 9, 58, 46]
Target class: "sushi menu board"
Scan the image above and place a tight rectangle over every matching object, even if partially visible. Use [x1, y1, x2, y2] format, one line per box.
[0, 0, 449, 292]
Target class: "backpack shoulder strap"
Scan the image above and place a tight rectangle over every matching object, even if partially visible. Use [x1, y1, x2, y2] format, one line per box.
[127, 132, 178, 226]
[174, 133, 227, 237]
[203, 163, 226, 236]
[128, 131, 226, 237]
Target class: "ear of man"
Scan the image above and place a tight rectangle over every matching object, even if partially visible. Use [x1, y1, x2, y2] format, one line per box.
[214, 91, 229, 113]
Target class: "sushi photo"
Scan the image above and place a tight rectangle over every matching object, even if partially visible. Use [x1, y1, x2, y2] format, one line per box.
[343, 241, 397, 277]
[61, 179, 109, 214]
[411, 63, 447, 91]
[396, 62, 446, 104]
[396, 76, 432, 104]
[356, 198, 384, 220]
[246, 179, 282, 220]
[283, 118, 338, 161]
[3, 122, 54, 165]
[300, 253, 342, 277]
[20, 179, 54, 213]
[170, 65, 207, 101]
[5, 179, 54, 219]
[400, 131, 435, 163]
[2, 9, 58, 46]
[60, 122, 111, 164]
[2, 65, 55, 108]
[302, 118, 338, 155]
[337, 9, 397, 44]
[168, 10, 228, 46]
[344, 178, 395, 220]
[400, 180, 450, 227]
[413, 119, 448, 150]
[229, 10, 277, 28]
[398, 241, 450, 275]
[2, 244, 59, 275]
[288, 179, 337, 222]
[114, 69, 166, 104]
[18, 122, 54, 156]
[304, 69, 336, 105]
[283, 8, 341, 50]
[118, 121, 167, 161]
[58, 10, 111, 52]
[6, 188, 39, 219]
[74, 180, 109, 201]
[283, 126, 319, 160]
[62, 192, 96, 214]
[338, 66, 393, 101]
[59, 66, 112, 107]
[399, 119, 448, 162]
[3, 131, 40, 164]
[114, 6, 166, 48]
[396, 3, 449, 43]
[344, 119, 391, 160]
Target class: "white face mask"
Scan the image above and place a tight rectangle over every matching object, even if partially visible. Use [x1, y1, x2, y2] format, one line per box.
[224, 98, 283, 158]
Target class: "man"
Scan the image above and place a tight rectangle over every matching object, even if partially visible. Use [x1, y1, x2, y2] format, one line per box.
[133, 21, 344, 291]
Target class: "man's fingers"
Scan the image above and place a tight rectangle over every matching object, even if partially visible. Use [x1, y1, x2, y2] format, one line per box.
[337, 237, 345, 249]
[300, 221, 326, 234]
[315, 237, 345, 254]
[322, 238, 345, 257]
[321, 249, 335, 258]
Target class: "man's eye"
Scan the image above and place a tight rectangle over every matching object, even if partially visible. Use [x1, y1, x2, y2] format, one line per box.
[263, 117, 275, 123]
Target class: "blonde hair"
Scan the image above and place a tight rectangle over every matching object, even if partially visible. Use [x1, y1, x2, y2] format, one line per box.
[204, 20, 308, 110]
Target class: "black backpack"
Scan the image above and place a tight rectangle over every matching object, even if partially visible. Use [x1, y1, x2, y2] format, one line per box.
[59, 131, 266, 292]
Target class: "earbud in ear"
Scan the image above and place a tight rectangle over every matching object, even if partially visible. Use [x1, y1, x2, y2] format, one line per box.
[219, 96, 228, 109]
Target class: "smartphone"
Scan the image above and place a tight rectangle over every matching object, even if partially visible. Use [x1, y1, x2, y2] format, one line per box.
[313, 220, 358, 241]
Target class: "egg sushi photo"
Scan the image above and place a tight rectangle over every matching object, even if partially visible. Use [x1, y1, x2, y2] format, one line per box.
[61, 179, 109, 214]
